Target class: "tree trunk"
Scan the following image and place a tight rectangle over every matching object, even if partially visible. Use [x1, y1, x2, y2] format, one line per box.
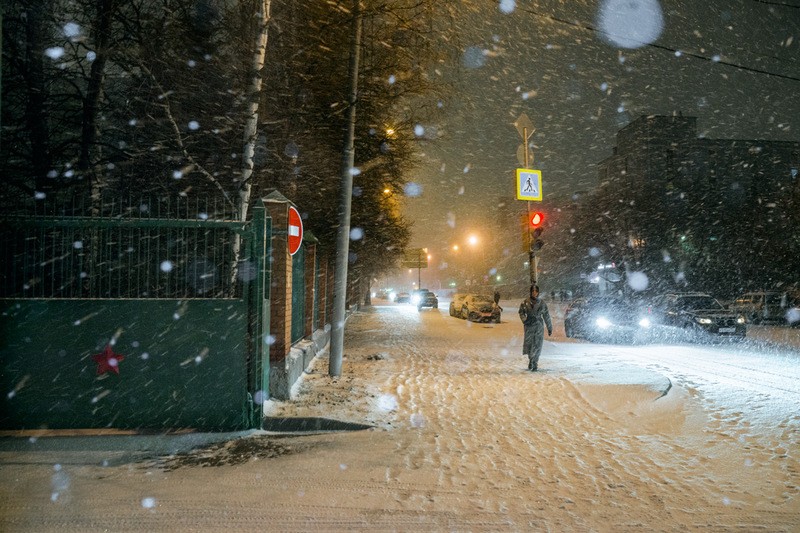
[79, 0, 115, 173]
[230, 0, 271, 289]
[23, 5, 52, 191]
[80, 0, 116, 216]
[237, 0, 271, 223]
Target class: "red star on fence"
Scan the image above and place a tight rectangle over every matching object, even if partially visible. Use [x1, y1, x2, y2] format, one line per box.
[93, 345, 125, 375]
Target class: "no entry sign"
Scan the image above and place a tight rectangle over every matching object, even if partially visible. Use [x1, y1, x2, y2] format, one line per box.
[288, 206, 303, 256]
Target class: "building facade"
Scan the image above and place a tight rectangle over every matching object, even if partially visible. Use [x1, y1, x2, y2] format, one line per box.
[594, 114, 800, 295]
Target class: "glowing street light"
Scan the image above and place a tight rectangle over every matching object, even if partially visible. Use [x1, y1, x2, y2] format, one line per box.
[465, 234, 484, 286]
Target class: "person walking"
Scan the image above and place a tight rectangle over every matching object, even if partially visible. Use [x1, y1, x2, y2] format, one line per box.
[518, 284, 553, 371]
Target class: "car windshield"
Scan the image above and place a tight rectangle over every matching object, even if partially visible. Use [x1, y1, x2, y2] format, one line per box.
[588, 298, 639, 313]
[679, 296, 723, 311]
[766, 294, 783, 304]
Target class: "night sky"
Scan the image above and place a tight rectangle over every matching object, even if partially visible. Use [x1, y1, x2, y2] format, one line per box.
[399, 0, 800, 277]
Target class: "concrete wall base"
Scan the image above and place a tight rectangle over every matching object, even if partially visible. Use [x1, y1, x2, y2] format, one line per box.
[269, 327, 331, 401]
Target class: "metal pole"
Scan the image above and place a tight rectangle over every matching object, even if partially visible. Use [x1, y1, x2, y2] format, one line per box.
[418, 249, 422, 288]
[329, 0, 361, 377]
[523, 127, 536, 286]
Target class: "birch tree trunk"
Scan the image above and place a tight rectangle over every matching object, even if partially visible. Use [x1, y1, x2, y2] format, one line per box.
[231, 0, 271, 289]
[237, 0, 271, 223]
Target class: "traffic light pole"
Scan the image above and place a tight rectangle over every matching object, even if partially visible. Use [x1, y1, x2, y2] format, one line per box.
[523, 126, 537, 286]
[528, 200, 537, 285]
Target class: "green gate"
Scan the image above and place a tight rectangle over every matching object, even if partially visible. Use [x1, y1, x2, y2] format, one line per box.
[0, 199, 271, 431]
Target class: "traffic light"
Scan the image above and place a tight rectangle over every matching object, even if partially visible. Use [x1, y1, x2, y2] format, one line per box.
[529, 212, 544, 251]
[520, 212, 545, 252]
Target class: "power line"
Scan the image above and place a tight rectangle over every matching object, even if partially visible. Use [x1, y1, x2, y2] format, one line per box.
[522, 8, 800, 84]
[750, 0, 800, 8]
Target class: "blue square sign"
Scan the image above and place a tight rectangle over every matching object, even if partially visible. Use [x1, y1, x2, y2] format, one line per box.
[516, 169, 542, 201]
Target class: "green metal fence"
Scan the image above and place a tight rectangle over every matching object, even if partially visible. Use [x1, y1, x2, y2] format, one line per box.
[0, 198, 271, 431]
[0, 197, 245, 300]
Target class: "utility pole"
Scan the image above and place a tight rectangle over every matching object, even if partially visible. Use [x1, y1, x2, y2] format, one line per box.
[417, 248, 422, 288]
[330, 0, 362, 377]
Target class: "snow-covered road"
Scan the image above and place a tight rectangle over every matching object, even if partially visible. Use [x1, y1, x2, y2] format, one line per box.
[537, 306, 800, 431]
[1, 300, 798, 531]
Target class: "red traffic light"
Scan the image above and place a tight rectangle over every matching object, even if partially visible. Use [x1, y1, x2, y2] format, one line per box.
[529, 212, 544, 227]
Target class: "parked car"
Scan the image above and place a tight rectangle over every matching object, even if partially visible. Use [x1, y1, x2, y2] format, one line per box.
[394, 292, 411, 304]
[648, 292, 746, 340]
[727, 291, 786, 324]
[786, 289, 800, 326]
[449, 293, 469, 317]
[460, 294, 502, 323]
[416, 290, 439, 310]
[564, 296, 652, 343]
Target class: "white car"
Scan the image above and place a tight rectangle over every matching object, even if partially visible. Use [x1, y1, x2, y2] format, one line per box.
[449, 293, 469, 317]
[727, 291, 786, 324]
[460, 294, 502, 323]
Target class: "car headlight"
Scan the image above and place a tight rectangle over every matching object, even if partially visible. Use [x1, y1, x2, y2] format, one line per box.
[595, 316, 612, 329]
[736, 315, 746, 324]
[638, 317, 651, 328]
[696, 317, 712, 325]
[411, 295, 421, 305]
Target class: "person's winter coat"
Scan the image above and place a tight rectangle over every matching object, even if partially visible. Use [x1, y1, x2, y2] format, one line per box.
[519, 296, 553, 369]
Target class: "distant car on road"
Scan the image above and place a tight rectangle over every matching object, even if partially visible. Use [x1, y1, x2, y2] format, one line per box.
[649, 292, 746, 340]
[727, 291, 785, 324]
[460, 294, 502, 323]
[564, 296, 651, 343]
[410, 288, 430, 306]
[376, 288, 393, 300]
[395, 292, 411, 304]
[449, 293, 469, 317]
[415, 290, 439, 311]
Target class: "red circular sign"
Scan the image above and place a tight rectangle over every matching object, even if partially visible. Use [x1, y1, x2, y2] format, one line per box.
[288, 206, 303, 255]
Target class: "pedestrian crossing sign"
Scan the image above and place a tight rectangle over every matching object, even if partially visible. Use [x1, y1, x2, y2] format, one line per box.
[516, 169, 542, 201]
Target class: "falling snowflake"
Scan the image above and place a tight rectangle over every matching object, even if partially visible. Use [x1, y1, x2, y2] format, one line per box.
[597, 0, 663, 49]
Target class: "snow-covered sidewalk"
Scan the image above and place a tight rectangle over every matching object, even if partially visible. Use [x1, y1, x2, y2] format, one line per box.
[1, 303, 798, 531]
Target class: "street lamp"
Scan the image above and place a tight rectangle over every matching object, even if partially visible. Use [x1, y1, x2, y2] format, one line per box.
[466, 233, 483, 287]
